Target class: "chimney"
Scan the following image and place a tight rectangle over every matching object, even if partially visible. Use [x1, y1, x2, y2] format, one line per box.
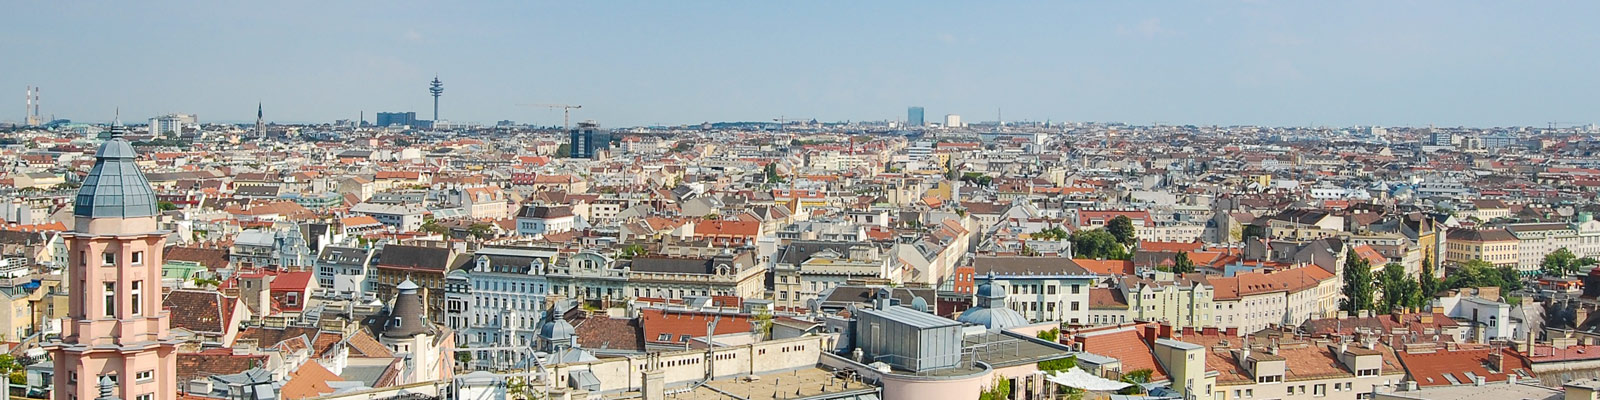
[1487, 349, 1504, 374]
[1143, 324, 1158, 347]
[1579, 307, 1591, 327]
[1419, 312, 1433, 325]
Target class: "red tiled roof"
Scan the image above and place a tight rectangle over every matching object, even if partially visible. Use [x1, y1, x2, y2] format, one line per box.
[693, 220, 760, 237]
[1398, 347, 1529, 387]
[164, 289, 239, 335]
[1073, 326, 1169, 382]
[282, 361, 344, 400]
[1073, 259, 1136, 275]
[1139, 241, 1205, 252]
[638, 308, 751, 345]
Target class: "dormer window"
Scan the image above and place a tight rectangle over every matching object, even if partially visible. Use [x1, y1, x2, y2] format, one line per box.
[393, 317, 403, 328]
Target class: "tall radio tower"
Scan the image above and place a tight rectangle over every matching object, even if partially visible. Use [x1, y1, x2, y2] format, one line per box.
[429, 75, 444, 121]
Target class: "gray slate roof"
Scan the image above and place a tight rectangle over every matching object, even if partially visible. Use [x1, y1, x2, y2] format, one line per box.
[74, 128, 158, 218]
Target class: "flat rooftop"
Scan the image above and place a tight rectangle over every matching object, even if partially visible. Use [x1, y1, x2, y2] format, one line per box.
[1375, 383, 1561, 400]
[964, 331, 1075, 368]
[603, 367, 879, 400]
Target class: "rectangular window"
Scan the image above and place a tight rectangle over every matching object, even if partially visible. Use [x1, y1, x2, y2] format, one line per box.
[131, 251, 143, 265]
[1072, 284, 1081, 294]
[137, 394, 152, 400]
[130, 281, 142, 316]
[103, 252, 115, 266]
[103, 283, 116, 317]
[136, 370, 153, 383]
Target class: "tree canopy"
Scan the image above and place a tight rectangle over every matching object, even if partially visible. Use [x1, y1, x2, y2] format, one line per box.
[1031, 226, 1069, 241]
[1071, 229, 1129, 260]
[1445, 259, 1522, 295]
[1171, 252, 1196, 274]
[1420, 254, 1440, 300]
[1340, 249, 1376, 313]
[1107, 215, 1138, 246]
[1378, 263, 1420, 312]
[1542, 248, 1599, 277]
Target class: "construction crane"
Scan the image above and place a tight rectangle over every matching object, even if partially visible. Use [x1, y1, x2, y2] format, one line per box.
[1549, 121, 1581, 130]
[772, 115, 813, 132]
[518, 104, 583, 129]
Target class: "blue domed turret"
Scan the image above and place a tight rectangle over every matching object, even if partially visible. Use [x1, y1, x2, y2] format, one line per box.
[958, 278, 1028, 331]
[73, 125, 157, 219]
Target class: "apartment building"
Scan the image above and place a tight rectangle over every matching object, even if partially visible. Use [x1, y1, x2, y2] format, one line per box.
[1207, 267, 1339, 335]
[973, 256, 1097, 325]
[1445, 228, 1520, 270]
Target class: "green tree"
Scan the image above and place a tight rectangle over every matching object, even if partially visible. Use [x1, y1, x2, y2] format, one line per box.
[1171, 252, 1196, 274]
[1117, 369, 1154, 395]
[763, 162, 783, 184]
[1378, 263, 1419, 312]
[1241, 224, 1267, 241]
[1543, 248, 1583, 277]
[978, 377, 1012, 400]
[1107, 215, 1137, 246]
[556, 143, 572, 157]
[1419, 254, 1440, 300]
[157, 200, 179, 211]
[961, 172, 993, 186]
[1037, 355, 1076, 373]
[1031, 226, 1069, 241]
[467, 223, 495, 239]
[420, 219, 450, 236]
[1036, 328, 1060, 342]
[618, 244, 647, 259]
[0, 353, 23, 385]
[1445, 259, 1523, 295]
[1071, 229, 1128, 260]
[753, 308, 774, 339]
[505, 376, 540, 400]
[1340, 249, 1375, 313]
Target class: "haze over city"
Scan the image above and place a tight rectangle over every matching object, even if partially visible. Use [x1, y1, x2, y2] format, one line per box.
[3, 1, 1598, 127]
[9, 3, 1600, 400]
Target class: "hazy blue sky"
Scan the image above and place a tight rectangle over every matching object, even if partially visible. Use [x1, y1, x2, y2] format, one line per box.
[2, 1, 1597, 127]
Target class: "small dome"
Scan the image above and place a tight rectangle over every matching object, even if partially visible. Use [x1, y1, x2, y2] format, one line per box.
[910, 296, 930, 312]
[976, 282, 1002, 299]
[540, 318, 576, 341]
[958, 306, 1029, 331]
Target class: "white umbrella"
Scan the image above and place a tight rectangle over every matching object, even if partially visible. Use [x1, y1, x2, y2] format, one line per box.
[1045, 368, 1133, 392]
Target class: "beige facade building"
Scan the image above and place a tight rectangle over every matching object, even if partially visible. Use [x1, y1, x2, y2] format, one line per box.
[1445, 228, 1520, 269]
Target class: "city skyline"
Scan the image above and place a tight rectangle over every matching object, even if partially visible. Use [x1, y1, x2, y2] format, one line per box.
[3, 2, 1599, 127]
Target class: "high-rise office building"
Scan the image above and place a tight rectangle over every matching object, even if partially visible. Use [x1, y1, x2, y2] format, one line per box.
[944, 114, 961, 128]
[148, 113, 197, 136]
[46, 124, 177, 400]
[907, 106, 925, 127]
[568, 121, 610, 158]
[376, 112, 419, 127]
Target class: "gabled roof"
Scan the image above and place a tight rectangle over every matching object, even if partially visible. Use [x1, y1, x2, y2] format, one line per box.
[1398, 347, 1529, 387]
[164, 289, 239, 335]
[638, 308, 750, 344]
